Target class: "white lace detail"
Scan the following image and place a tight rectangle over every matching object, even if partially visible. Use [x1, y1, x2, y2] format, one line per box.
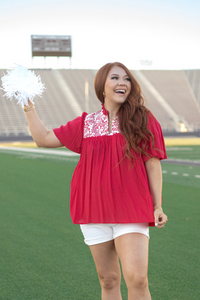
[84, 110, 120, 138]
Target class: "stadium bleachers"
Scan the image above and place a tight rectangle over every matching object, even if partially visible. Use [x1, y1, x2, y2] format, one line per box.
[185, 70, 200, 107]
[141, 70, 200, 130]
[0, 69, 28, 136]
[131, 71, 176, 131]
[1, 69, 200, 137]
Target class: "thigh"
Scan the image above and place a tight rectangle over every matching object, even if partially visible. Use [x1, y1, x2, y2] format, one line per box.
[114, 233, 149, 279]
[89, 240, 121, 277]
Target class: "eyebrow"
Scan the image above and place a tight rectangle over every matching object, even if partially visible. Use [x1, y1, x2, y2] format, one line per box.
[109, 73, 129, 77]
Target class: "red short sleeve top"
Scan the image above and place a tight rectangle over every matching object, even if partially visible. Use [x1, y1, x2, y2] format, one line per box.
[53, 109, 167, 226]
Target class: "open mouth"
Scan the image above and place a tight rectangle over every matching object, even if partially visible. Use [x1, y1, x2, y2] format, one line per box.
[115, 89, 126, 94]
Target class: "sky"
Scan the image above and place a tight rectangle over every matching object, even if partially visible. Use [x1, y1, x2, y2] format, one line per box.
[0, 0, 200, 70]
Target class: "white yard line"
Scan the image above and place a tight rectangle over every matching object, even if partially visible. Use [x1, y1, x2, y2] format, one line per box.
[162, 170, 200, 178]
[0, 146, 79, 156]
[162, 158, 200, 167]
[1, 146, 200, 177]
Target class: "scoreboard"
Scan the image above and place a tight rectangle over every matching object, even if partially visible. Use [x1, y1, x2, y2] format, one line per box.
[31, 35, 72, 57]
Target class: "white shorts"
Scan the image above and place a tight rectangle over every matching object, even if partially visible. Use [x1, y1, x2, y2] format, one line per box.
[80, 223, 149, 246]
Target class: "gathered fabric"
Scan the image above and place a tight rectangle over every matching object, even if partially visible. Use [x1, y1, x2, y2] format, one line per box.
[53, 109, 167, 226]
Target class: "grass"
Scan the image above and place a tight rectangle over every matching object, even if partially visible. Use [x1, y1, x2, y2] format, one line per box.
[0, 147, 200, 299]
[149, 180, 200, 300]
[166, 145, 200, 161]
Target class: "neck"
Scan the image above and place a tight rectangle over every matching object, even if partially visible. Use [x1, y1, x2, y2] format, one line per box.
[104, 103, 120, 120]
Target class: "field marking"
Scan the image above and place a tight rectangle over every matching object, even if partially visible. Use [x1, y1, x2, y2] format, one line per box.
[0, 148, 79, 162]
[162, 159, 200, 167]
[164, 138, 200, 146]
[0, 146, 79, 156]
[162, 170, 200, 179]
[166, 147, 193, 151]
[0, 142, 37, 148]
[1, 145, 200, 175]
[1, 137, 200, 148]
[20, 154, 79, 162]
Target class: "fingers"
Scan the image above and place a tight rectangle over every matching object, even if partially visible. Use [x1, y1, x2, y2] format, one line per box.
[157, 225, 164, 229]
[156, 220, 166, 229]
[156, 223, 166, 229]
[156, 220, 167, 228]
[154, 212, 168, 229]
[24, 99, 33, 109]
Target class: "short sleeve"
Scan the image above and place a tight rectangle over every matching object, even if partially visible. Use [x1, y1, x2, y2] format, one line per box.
[142, 113, 167, 162]
[53, 112, 87, 154]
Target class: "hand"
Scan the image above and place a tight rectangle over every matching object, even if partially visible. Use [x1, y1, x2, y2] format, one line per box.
[24, 99, 34, 109]
[154, 208, 168, 229]
[15, 93, 33, 109]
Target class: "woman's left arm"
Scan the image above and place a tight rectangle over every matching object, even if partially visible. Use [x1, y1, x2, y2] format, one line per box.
[145, 157, 168, 228]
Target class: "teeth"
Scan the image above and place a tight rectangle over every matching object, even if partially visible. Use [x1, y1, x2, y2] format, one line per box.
[115, 90, 125, 94]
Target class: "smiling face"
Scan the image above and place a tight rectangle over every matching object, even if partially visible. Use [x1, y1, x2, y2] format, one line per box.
[104, 66, 131, 111]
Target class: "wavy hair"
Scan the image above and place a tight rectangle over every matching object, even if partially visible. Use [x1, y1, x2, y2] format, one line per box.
[94, 62, 155, 162]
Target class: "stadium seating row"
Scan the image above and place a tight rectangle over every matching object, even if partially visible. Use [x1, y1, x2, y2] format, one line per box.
[0, 69, 200, 137]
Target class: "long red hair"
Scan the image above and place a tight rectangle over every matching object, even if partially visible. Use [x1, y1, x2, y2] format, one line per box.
[94, 62, 154, 161]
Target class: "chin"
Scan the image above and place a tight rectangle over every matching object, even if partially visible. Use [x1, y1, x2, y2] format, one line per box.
[116, 98, 126, 104]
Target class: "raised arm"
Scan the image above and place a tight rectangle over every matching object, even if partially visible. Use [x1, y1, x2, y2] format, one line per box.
[24, 101, 63, 148]
[145, 157, 168, 228]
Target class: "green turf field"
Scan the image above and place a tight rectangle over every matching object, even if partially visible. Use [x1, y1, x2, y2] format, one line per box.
[166, 145, 200, 161]
[0, 146, 200, 300]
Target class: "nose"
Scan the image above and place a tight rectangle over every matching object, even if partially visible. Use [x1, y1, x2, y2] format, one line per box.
[117, 78, 127, 85]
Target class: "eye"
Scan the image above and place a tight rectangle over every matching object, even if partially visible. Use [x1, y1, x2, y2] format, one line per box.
[111, 76, 118, 80]
[125, 77, 131, 82]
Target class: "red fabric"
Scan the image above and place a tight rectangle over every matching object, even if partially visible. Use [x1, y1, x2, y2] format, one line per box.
[53, 111, 167, 227]
[141, 113, 167, 162]
[53, 112, 87, 153]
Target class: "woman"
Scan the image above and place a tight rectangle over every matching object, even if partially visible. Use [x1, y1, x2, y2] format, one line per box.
[24, 62, 168, 300]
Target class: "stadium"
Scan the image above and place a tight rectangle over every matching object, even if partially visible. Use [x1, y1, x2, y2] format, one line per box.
[1, 64, 200, 299]
[1, 68, 200, 138]
[1, 5, 200, 297]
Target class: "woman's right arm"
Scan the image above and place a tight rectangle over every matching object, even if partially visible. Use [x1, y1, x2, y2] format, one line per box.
[24, 104, 63, 148]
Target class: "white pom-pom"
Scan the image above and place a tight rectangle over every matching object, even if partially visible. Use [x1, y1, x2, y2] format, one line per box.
[1, 65, 45, 107]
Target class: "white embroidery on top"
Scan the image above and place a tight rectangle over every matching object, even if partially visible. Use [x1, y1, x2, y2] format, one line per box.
[84, 110, 120, 138]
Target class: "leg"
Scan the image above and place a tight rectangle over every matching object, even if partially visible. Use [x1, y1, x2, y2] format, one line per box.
[115, 233, 151, 300]
[89, 240, 122, 300]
